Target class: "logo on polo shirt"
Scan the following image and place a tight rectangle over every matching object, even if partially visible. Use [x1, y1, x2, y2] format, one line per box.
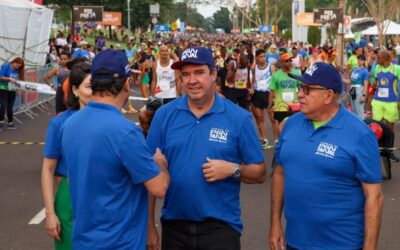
[209, 128, 229, 143]
[315, 142, 338, 158]
[182, 48, 198, 60]
[305, 64, 318, 76]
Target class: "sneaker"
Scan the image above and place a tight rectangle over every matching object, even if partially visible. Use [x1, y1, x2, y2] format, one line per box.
[261, 139, 269, 149]
[364, 110, 372, 118]
[389, 152, 399, 162]
[7, 122, 17, 130]
[121, 108, 128, 114]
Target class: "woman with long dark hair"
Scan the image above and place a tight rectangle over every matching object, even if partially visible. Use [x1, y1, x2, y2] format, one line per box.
[41, 62, 92, 250]
[0, 57, 25, 131]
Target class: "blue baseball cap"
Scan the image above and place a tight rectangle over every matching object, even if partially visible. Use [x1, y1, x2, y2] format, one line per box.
[91, 50, 132, 80]
[171, 47, 215, 70]
[288, 62, 343, 93]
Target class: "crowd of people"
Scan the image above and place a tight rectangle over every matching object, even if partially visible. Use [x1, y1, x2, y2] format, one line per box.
[0, 28, 396, 249]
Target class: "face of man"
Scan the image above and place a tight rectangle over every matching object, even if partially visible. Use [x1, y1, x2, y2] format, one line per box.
[180, 64, 216, 104]
[298, 83, 333, 118]
[356, 47, 363, 56]
[159, 45, 169, 60]
[256, 53, 266, 65]
[292, 49, 297, 57]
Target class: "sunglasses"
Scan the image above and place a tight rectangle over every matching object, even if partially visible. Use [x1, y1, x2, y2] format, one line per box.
[299, 84, 330, 95]
[282, 59, 292, 63]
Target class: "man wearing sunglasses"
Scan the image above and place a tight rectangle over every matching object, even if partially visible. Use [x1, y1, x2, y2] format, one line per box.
[269, 62, 383, 250]
[268, 53, 301, 142]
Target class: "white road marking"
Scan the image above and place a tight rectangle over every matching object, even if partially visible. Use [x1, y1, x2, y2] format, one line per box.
[28, 208, 45, 225]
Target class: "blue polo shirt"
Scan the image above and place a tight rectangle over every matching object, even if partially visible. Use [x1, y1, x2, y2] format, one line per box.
[146, 93, 264, 234]
[43, 109, 76, 177]
[275, 105, 381, 249]
[62, 102, 160, 250]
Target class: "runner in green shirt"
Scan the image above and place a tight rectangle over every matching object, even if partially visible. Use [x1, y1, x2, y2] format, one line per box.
[268, 53, 301, 141]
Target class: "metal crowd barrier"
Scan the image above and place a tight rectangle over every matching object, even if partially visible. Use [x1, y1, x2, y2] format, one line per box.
[13, 64, 56, 124]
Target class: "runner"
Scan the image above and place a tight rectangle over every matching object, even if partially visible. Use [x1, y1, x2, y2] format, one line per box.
[226, 53, 250, 110]
[150, 44, 181, 104]
[43, 52, 71, 92]
[250, 49, 275, 149]
[41, 62, 92, 250]
[268, 53, 301, 141]
[371, 50, 400, 161]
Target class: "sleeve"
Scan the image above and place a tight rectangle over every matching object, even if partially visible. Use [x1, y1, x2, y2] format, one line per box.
[0, 64, 9, 77]
[362, 69, 369, 82]
[146, 110, 165, 155]
[274, 119, 291, 166]
[43, 120, 62, 159]
[354, 131, 382, 183]
[238, 114, 265, 164]
[118, 129, 161, 184]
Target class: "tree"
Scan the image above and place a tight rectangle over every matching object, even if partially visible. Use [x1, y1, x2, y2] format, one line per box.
[213, 7, 233, 33]
[361, 0, 399, 45]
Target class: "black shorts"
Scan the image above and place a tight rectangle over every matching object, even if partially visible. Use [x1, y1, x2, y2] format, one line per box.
[251, 90, 269, 109]
[273, 111, 291, 123]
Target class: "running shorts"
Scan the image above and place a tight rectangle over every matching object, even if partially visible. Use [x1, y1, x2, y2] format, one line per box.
[251, 90, 269, 109]
[371, 99, 399, 123]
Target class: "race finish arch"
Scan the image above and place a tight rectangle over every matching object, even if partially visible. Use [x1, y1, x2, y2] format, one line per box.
[0, 0, 53, 67]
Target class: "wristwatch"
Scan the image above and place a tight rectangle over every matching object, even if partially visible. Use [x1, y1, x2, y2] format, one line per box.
[232, 163, 241, 179]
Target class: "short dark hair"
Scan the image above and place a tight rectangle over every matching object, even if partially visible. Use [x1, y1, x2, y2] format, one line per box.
[255, 49, 265, 57]
[91, 69, 127, 96]
[66, 62, 91, 110]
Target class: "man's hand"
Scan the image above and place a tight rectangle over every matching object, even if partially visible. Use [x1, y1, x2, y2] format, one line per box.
[202, 158, 234, 182]
[146, 224, 160, 250]
[153, 148, 168, 171]
[268, 220, 285, 250]
[45, 212, 61, 241]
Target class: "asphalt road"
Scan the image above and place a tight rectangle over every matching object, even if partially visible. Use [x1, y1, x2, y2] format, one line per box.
[1, 101, 399, 250]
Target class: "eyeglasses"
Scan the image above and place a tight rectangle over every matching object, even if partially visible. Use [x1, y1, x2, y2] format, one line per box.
[282, 60, 292, 63]
[299, 84, 329, 95]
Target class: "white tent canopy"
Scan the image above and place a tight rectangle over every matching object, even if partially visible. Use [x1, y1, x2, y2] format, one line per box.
[0, 0, 53, 67]
[361, 20, 400, 35]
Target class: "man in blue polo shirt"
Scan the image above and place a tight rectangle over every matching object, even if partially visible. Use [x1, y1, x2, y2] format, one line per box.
[61, 50, 170, 250]
[268, 62, 384, 250]
[146, 47, 266, 250]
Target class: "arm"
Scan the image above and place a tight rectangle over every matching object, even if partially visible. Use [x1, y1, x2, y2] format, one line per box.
[268, 165, 285, 250]
[362, 182, 384, 250]
[150, 62, 157, 96]
[43, 68, 59, 89]
[268, 90, 275, 109]
[361, 77, 369, 104]
[202, 159, 265, 184]
[41, 157, 61, 241]
[249, 68, 255, 95]
[147, 194, 160, 250]
[144, 148, 170, 198]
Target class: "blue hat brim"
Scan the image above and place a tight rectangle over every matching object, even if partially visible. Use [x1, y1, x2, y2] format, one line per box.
[288, 72, 317, 86]
[171, 59, 213, 70]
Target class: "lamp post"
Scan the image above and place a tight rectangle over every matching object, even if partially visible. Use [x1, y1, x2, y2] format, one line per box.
[127, 0, 131, 41]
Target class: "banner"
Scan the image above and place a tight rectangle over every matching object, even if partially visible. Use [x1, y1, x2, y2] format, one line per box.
[156, 24, 170, 32]
[313, 8, 344, 24]
[259, 25, 272, 33]
[73, 6, 103, 22]
[296, 12, 322, 27]
[97, 12, 122, 26]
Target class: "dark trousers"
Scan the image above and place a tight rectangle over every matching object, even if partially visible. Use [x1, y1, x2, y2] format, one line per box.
[0, 90, 16, 122]
[162, 219, 240, 250]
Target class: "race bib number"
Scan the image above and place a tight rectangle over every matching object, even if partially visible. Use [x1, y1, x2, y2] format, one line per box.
[8, 82, 17, 91]
[235, 81, 246, 89]
[282, 92, 294, 102]
[377, 88, 389, 98]
[159, 80, 170, 91]
[257, 79, 269, 91]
